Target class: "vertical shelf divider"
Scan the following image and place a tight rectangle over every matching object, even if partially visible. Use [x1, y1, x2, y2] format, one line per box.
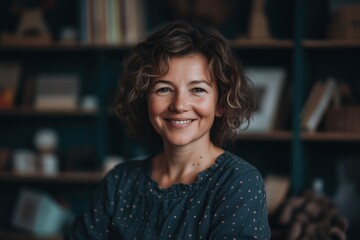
[292, 0, 306, 194]
[96, 52, 109, 169]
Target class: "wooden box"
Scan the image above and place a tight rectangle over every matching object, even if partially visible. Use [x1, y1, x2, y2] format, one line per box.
[325, 106, 360, 132]
[327, 5, 360, 39]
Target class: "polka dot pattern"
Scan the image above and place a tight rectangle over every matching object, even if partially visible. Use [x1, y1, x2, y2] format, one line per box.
[64, 152, 271, 239]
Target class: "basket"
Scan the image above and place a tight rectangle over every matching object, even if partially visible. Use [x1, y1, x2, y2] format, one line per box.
[325, 107, 360, 132]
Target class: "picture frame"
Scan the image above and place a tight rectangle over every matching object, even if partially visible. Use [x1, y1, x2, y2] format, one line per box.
[243, 67, 286, 132]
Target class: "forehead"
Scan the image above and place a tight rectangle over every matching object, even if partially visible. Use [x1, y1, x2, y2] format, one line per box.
[169, 53, 208, 66]
[159, 53, 213, 82]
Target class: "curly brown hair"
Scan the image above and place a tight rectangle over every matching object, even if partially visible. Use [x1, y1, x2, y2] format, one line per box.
[114, 20, 256, 146]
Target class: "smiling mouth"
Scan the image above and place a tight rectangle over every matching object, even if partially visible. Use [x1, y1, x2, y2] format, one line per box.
[166, 119, 194, 125]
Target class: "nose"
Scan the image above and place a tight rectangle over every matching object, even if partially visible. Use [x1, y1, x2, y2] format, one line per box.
[169, 91, 189, 113]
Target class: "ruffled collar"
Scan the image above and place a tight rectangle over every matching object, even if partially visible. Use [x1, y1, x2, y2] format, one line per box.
[144, 151, 230, 199]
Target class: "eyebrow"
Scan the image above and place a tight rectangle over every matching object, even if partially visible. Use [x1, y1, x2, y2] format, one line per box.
[153, 79, 213, 86]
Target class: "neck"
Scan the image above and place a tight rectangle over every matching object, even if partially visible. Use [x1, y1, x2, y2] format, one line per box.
[163, 140, 213, 166]
[152, 139, 224, 188]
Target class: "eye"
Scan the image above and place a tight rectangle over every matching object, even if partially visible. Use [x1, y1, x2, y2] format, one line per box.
[191, 88, 207, 95]
[155, 87, 173, 95]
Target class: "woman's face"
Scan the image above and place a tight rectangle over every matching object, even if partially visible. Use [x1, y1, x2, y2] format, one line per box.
[147, 53, 221, 147]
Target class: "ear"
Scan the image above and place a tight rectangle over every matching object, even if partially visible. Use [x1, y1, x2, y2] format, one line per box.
[215, 107, 223, 117]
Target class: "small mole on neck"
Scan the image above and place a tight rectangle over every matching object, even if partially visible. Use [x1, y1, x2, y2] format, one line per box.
[200, 156, 203, 159]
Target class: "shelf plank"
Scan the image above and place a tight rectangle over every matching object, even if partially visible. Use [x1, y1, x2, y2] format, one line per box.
[303, 40, 360, 48]
[301, 132, 360, 141]
[0, 231, 62, 240]
[0, 42, 135, 51]
[237, 131, 293, 141]
[228, 39, 294, 48]
[0, 172, 104, 183]
[0, 39, 294, 51]
[0, 107, 97, 117]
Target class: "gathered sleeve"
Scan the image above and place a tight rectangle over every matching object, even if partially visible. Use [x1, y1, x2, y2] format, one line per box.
[209, 169, 271, 240]
[63, 170, 119, 240]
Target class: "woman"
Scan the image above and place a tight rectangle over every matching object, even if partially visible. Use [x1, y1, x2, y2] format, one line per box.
[65, 20, 270, 239]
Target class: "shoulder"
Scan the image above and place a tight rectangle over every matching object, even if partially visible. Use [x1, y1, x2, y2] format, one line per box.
[209, 152, 270, 238]
[213, 152, 265, 195]
[219, 151, 263, 179]
[113, 158, 148, 173]
[96, 158, 150, 198]
[103, 158, 150, 183]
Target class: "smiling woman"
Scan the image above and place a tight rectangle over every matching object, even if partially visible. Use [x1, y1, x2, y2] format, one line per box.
[147, 54, 220, 149]
[64, 20, 271, 240]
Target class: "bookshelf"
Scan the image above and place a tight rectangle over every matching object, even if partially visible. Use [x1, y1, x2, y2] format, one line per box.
[0, 0, 359, 238]
[228, 39, 294, 48]
[301, 132, 360, 142]
[0, 231, 62, 240]
[0, 43, 135, 51]
[0, 108, 97, 117]
[297, 1, 360, 238]
[303, 39, 360, 48]
[0, 172, 104, 183]
[237, 131, 293, 141]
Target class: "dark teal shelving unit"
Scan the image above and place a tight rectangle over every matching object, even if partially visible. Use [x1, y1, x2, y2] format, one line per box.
[0, 0, 360, 238]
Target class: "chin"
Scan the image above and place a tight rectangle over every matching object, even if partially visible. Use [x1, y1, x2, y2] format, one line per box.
[167, 139, 192, 147]
[163, 136, 194, 147]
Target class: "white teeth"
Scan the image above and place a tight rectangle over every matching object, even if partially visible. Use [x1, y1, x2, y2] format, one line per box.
[171, 120, 192, 125]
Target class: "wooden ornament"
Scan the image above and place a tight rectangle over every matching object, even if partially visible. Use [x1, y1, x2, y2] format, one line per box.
[2, 8, 51, 45]
[248, 0, 271, 39]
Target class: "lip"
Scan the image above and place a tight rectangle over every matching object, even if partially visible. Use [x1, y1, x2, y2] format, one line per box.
[165, 118, 195, 128]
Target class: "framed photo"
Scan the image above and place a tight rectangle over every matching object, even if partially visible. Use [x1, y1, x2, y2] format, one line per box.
[244, 67, 286, 132]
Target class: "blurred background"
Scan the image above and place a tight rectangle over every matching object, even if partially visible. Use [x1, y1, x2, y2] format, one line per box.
[0, 0, 359, 239]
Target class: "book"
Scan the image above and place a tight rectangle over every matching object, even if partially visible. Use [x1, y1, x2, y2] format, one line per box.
[123, 0, 146, 44]
[110, 0, 123, 43]
[107, 0, 123, 43]
[301, 81, 323, 128]
[34, 74, 80, 111]
[301, 78, 337, 132]
[80, 0, 125, 44]
[0, 62, 22, 109]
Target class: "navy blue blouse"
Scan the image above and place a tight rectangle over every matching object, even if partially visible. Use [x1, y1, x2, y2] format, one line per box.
[64, 151, 270, 239]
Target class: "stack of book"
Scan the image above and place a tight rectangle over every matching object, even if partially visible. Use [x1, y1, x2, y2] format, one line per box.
[34, 74, 80, 111]
[80, 0, 146, 44]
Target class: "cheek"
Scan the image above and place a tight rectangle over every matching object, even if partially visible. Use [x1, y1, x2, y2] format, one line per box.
[148, 97, 165, 117]
[195, 97, 218, 115]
